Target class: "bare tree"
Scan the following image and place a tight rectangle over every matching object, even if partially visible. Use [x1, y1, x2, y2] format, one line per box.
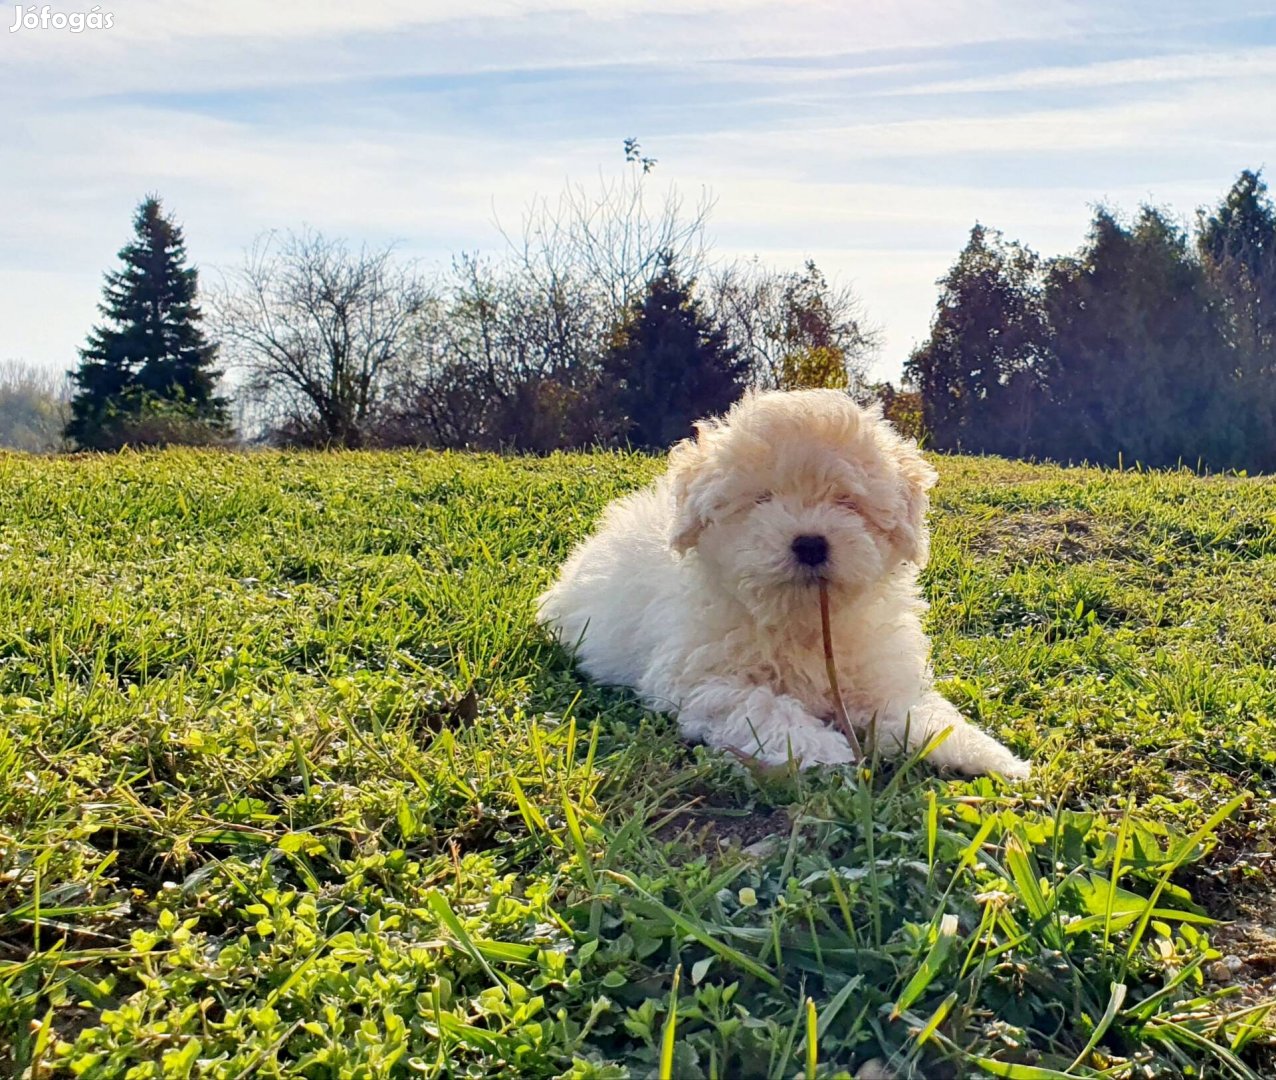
[384, 253, 616, 451]
[0, 360, 70, 452]
[707, 259, 880, 392]
[387, 148, 707, 451]
[499, 141, 715, 320]
[482, 145, 720, 451]
[211, 230, 435, 447]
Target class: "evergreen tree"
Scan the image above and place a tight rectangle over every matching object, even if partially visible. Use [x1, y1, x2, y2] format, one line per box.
[66, 196, 227, 448]
[905, 174, 1276, 472]
[1197, 170, 1276, 470]
[1044, 207, 1236, 468]
[1198, 170, 1276, 287]
[903, 225, 1050, 456]
[602, 257, 748, 450]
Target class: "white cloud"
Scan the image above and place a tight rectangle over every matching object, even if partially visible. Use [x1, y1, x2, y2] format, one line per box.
[881, 45, 1276, 96]
[666, 80, 1276, 163]
[78, 0, 1070, 46]
[1, 1, 1079, 99]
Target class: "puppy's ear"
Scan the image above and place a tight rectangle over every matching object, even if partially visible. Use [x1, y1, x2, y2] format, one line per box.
[667, 421, 718, 554]
[892, 442, 938, 565]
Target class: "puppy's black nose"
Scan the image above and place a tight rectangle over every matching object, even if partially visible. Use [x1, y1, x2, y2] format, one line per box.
[791, 534, 829, 567]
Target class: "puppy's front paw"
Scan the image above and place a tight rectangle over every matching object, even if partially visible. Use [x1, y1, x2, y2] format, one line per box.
[762, 724, 858, 769]
[693, 689, 860, 770]
[950, 741, 1031, 780]
[992, 752, 1031, 781]
[909, 699, 1031, 780]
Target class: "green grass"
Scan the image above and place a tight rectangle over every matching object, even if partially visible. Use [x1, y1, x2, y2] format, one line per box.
[2, 448, 1275, 1078]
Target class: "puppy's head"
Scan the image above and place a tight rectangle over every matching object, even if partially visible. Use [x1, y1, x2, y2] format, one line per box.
[668, 389, 936, 612]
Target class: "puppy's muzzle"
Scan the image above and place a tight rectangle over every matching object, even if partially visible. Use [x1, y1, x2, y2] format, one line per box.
[791, 534, 829, 567]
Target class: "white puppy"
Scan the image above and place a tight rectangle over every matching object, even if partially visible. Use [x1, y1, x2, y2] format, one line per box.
[538, 390, 1029, 778]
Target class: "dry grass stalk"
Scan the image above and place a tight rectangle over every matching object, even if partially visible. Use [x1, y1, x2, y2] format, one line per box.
[819, 579, 863, 760]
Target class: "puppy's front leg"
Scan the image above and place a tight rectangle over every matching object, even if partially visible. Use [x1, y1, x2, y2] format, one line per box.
[872, 690, 1029, 779]
[674, 677, 857, 768]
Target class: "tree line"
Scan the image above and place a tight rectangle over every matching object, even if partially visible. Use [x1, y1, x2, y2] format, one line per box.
[53, 147, 884, 454]
[906, 170, 1276, 472]
[14, 159, 1274, 471]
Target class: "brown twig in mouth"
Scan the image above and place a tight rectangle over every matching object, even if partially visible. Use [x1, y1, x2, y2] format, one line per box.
[819, 579, 863, 760]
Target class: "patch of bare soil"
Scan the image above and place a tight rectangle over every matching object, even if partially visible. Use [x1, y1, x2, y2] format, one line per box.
[969, 511, 1101, 565]
[1189, 840, 1276, 1009]
[1212, 916, 1276, 999]
[653, 806, 792, 857]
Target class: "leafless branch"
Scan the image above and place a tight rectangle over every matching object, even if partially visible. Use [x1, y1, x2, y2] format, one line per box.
[210, 230, 436, 447]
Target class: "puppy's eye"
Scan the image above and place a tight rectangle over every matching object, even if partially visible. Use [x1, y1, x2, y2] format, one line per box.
[754, 491, 773, 504]
[836, 496, 861, 513]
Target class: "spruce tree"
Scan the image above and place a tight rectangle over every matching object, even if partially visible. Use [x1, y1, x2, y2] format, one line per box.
[603, 257, 748, 450]
[66, 196, 227, 448]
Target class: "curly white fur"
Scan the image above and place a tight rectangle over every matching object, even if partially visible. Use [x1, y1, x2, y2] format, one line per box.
[538, 389, 1029, 778]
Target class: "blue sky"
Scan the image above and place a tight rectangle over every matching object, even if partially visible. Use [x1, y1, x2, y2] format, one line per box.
[4, 0, 1276, 384]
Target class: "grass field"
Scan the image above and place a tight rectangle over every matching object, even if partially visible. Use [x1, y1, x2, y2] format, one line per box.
[3, 449, 1276, 1078]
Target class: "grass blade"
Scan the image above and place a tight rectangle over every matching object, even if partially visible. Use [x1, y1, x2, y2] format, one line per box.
[891, 913, 959, 1020]
[1067, 981, 1127, 1073]
[659, 964, 681, 1080]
